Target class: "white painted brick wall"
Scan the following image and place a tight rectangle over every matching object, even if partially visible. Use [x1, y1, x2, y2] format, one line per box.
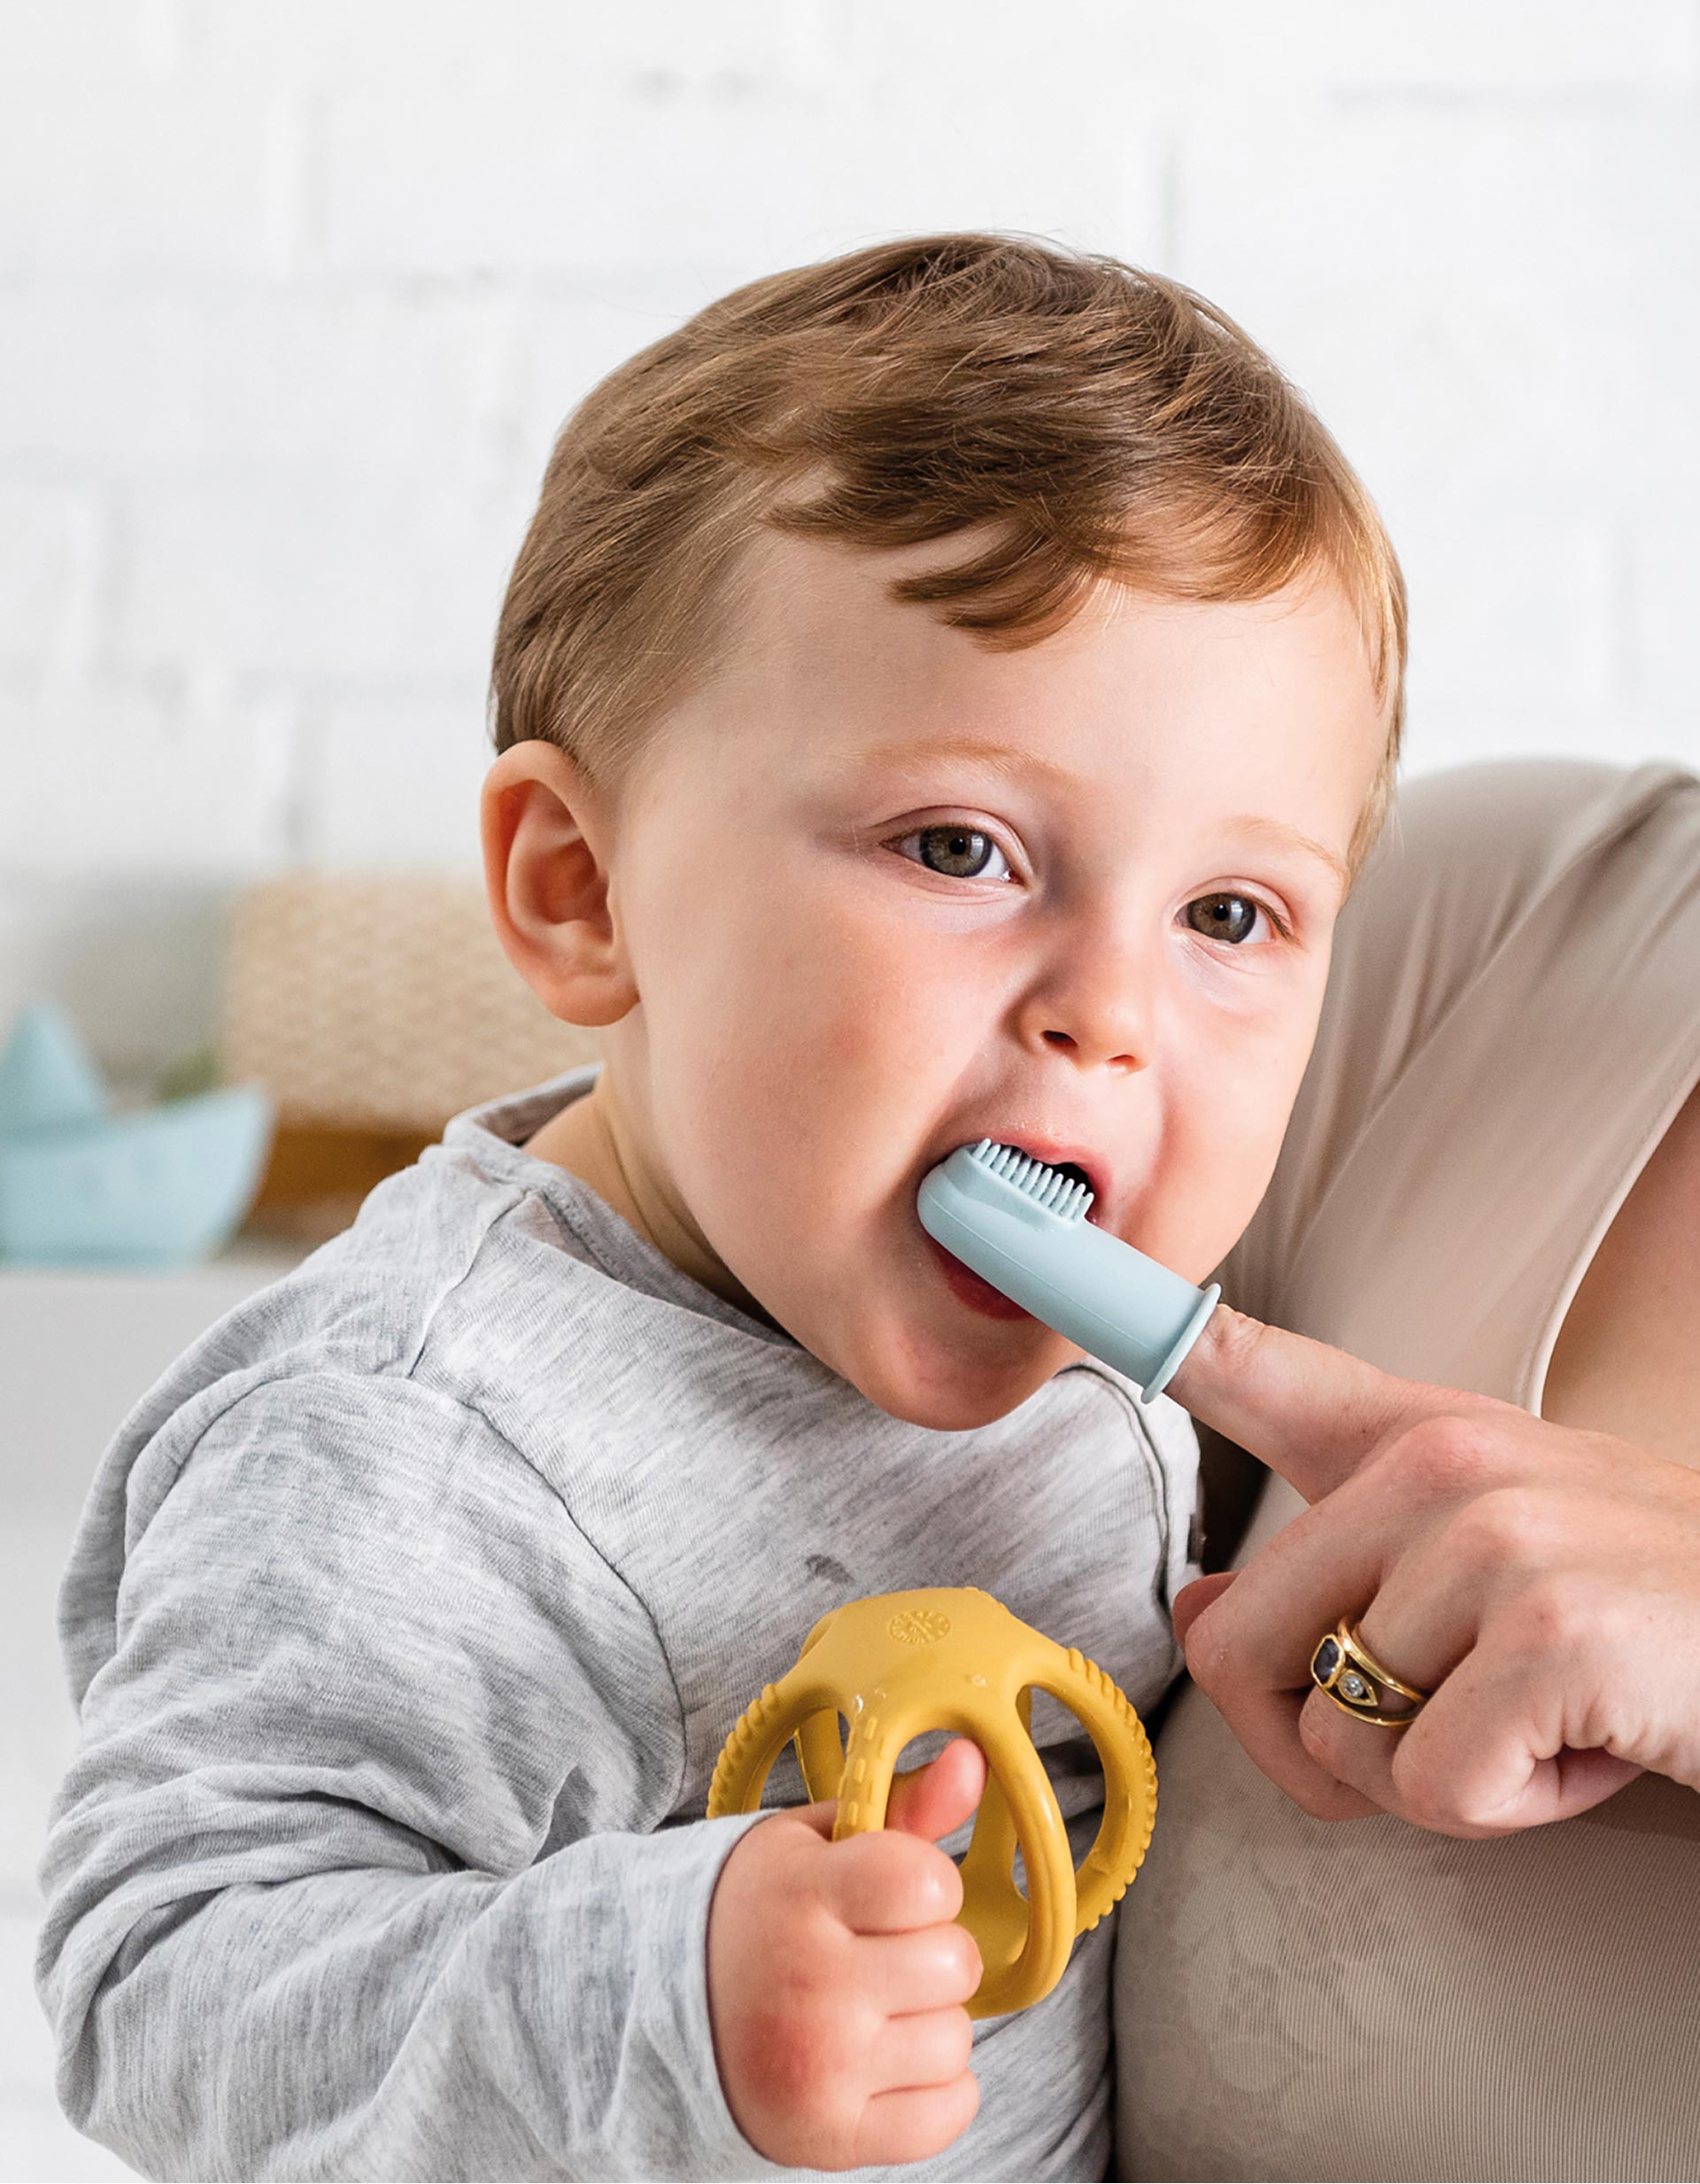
[2, 0, 1698, 1082]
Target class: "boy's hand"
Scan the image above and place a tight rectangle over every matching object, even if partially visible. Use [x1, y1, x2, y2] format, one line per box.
[706, 1736, 986, 2171]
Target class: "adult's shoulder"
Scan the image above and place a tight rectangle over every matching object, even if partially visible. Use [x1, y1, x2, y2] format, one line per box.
[1347, 758, 1698, 982]
[1390, 754, 1697, 844]
[1225, 758, 1698, 1324]
[1326, 756, 1696, 1075]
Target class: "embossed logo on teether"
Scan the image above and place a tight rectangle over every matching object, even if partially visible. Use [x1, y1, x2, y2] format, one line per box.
[887, 1608, 952, 1645]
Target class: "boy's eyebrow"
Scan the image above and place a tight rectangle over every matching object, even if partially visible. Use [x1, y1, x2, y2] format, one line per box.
[1223, 813, 1353, 891]
[845, 737, 1080, 790]
[847, 738, 1353, 888]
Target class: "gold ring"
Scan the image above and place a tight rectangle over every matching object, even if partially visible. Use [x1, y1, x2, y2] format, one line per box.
[1310, 1619, 1429, 1729]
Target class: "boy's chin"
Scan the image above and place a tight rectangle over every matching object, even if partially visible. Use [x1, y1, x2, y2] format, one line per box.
[835, 1328, 1070, 1432]
[760, 1239, 1079, 1427]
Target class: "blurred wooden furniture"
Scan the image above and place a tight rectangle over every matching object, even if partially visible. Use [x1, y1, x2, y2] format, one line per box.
[222, 871, 600, 1246]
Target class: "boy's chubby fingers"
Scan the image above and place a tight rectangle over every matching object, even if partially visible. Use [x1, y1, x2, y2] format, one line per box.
[862, 1918, 983, 2015]
[870, 2002, 975, 2088]
[828, 1824, 966, 1933]
[784, 1794, 846, 1844]
[885, 1736, 986, 1842]
[765, 1740, 983, 1933]
[1167, 1304, 1465, 1504]
[854, 2076, 982, 2171]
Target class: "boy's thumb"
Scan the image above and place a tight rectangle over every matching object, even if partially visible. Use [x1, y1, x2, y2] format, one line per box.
[882, 1736, 987, 1843]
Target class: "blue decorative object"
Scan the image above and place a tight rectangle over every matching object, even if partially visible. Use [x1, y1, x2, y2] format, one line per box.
[0, 1001, 274, 1266]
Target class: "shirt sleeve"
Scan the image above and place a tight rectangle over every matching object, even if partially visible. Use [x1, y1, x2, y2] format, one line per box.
[35, 1370, 792, 2182]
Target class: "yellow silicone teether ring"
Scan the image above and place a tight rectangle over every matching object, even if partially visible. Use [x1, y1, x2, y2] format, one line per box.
[706, 1587, 1156, 2019]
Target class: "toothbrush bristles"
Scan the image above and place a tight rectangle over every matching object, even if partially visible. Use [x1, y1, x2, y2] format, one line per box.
[968, 1138, 1093, 1223]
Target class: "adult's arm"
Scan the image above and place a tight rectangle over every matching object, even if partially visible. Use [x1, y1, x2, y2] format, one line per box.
[35, 1372, 778, 2181]
[1166, 1309, 1700, 1835]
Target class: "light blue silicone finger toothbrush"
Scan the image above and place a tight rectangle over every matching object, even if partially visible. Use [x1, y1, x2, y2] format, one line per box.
[917, 1140, 1219, 1401]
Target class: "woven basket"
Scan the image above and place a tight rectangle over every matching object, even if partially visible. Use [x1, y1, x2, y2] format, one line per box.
[220, 871, 601, 1241]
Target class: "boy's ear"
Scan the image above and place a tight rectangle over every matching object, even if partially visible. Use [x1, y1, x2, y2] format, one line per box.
[480, 740, 638, 1028]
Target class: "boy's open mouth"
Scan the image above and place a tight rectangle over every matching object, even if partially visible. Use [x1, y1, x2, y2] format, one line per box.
[918, 1138, 1109, 1324]
[923, 1136, 1111, 1226]
[925, 1231, 1035, 1321]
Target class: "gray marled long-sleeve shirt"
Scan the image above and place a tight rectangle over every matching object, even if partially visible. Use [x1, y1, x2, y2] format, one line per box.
[37, 1063, 1200, 2182]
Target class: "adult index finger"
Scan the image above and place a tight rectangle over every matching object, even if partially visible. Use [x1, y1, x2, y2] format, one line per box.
[1166, 1303, 1466, 1503]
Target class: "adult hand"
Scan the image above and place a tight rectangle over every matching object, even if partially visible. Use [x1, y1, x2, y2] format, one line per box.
[1165, 1307, 1700, 1837]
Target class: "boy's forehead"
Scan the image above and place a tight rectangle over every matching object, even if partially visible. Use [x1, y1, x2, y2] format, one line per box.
[721, 529, 1114, 745]
[727, 526, 1001, 675]
[666, 527, 1387, 887]
[718, 527, 1379, 756]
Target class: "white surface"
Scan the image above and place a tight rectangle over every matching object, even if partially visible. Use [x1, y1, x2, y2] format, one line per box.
[3, 2, 1700, 1089]
[0, 1243, 303, 2183]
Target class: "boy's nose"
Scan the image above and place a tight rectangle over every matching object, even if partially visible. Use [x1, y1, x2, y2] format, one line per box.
[1016, 937, 1154, 1074]
[1039, 1026, 1145, 1071]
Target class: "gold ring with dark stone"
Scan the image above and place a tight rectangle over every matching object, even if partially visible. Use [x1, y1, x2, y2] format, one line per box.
[1309, 1619, 1429, 1728]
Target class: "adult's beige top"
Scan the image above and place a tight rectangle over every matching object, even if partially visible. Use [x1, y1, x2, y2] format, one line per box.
[1114, 757, 1700, 2184]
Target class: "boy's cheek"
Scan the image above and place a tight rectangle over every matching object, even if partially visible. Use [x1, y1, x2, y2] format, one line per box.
[1140, 1077, 1300, 1282]
[1198, 1102, 1305, 1263]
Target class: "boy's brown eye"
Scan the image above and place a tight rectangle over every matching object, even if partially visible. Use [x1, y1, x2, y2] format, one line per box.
[912, 825, 1001, 880]
[1186, 893, 1261, 945]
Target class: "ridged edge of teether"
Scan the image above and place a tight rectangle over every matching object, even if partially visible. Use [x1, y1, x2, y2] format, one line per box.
[1066, 1645, 1158, 1933]
[707, 1679, 790, 1818]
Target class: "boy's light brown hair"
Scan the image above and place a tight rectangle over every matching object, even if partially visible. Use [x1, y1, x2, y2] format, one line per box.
[491, 232, 1406, 870]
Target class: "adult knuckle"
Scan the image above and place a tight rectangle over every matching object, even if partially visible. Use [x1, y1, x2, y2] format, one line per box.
[1211, 1305, 1279, 1382]
[1568, 1583, 1642, 1667]
[1449, 1485, 1551, 1572]
[1391, 1762, 1466, 1833]
[1290, 1773, 1365, 1822]
[1183, 1605, 1240, 1696]
[1398, 1776, 1508, 1840]
[1384, 1737, 1519, 1839]
[1387, 1412, 1498, 1499]
[1280, 1710, 1356, 1814]
[1297, 1698, 1336, 1763]
[1511, 1572, 1597, 1660]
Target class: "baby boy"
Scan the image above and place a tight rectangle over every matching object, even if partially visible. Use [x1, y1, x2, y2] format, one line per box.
[38, 234, 1402, 2180]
